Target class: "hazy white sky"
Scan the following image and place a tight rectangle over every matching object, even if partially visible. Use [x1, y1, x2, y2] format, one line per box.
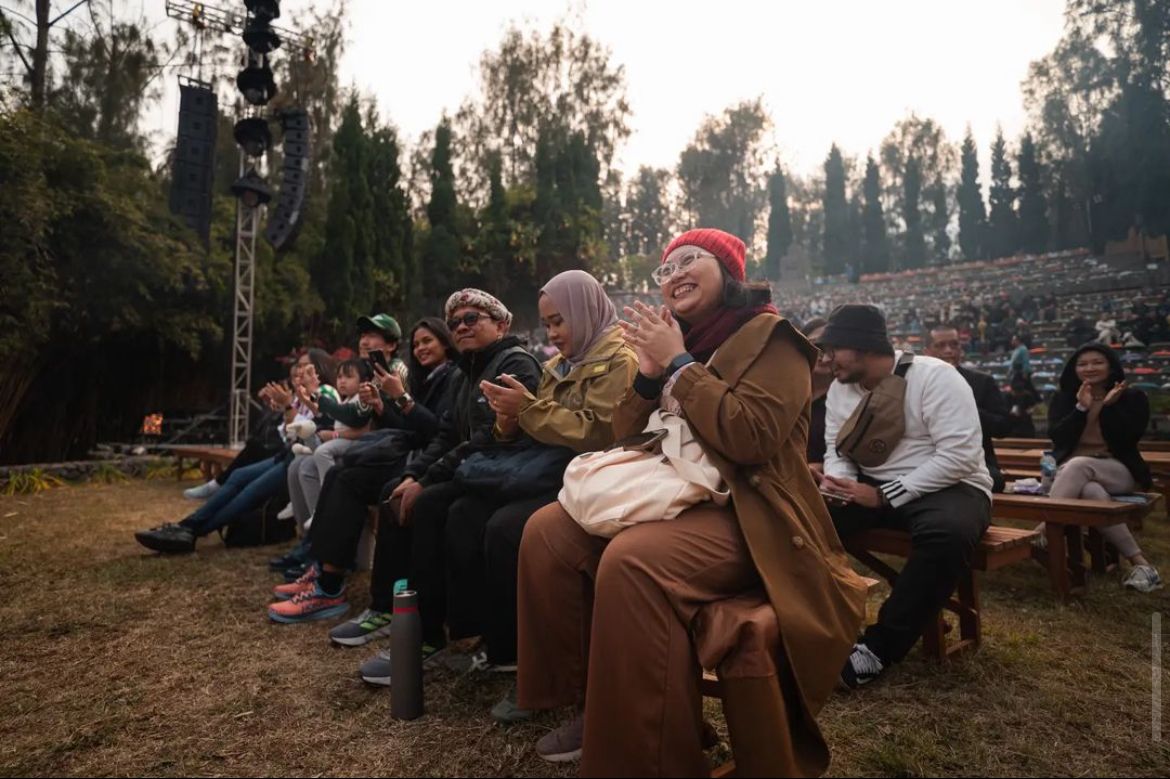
[140, 0, 1069, 179]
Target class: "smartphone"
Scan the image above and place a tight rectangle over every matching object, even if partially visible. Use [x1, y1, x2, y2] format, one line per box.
[367, 349, 389, 373]
[819, 488, 852, 506]
[610, 429, 668, 453]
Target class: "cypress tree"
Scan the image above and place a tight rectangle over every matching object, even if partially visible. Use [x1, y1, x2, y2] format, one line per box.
[763, 167, 793, 280]
[987, 128, 1018, 259]
[861, 155, 891, 274]
[822, 144, 849, 275]
[422, 118, 461, 314]
[957, 129, 988, 260]
[902, 157, 927, 269]
[1017, 132, 1049, 254]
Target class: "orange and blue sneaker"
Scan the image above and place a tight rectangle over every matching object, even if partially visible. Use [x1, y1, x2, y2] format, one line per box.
[273, 563, 318, 601]
[268, 583, 348, 624]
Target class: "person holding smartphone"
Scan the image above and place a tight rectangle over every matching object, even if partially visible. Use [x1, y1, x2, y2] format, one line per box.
[819, 305, 992, 690]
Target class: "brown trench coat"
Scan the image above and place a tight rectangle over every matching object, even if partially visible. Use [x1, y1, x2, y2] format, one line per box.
[610, 313, 868, 777]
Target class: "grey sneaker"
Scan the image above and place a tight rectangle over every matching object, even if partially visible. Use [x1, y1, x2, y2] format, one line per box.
[1123, 565, 1164, 593]
[329, 609, 393, 647]
[358, 643, 444, 687]
[183, 480, 220, 500]
[135, 523, 196, 554]
[535, 715, 584, 763]
[491, 684, 533, 724]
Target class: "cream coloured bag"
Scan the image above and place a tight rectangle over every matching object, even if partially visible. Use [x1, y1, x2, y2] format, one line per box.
[558, 409, 729, 538]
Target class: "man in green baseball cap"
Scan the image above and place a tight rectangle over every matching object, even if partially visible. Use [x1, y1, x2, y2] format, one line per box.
[356, 313, 402, 354]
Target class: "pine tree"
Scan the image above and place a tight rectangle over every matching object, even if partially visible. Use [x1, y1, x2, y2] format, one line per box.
[822, 144, 849, 275]
[902, 157, 927, 269]
[987, 128, 1018, 259]
[930, 186, 951, 263]
[315, 96, 375, 333]
[1017, 132, 1049, 254]
[861, 155, 891, 274]
[422, 118, 461, 315]
[957, 129, 988, 260]
[763, 167, 794, 280]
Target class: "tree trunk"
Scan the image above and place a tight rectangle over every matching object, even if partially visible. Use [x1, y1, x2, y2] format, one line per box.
[30, 0, 50, 109]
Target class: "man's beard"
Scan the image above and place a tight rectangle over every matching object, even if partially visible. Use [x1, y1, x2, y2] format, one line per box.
[836, 365, 867, 385]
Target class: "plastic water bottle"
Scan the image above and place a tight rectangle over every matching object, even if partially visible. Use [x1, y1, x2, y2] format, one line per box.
[390, 590, 424, 720]
[1040, 451, 1057, 494]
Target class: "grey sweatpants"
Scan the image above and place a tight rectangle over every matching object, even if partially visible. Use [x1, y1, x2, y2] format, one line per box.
[286, 438, 357, 531]
[1049, 456, 1143, 559]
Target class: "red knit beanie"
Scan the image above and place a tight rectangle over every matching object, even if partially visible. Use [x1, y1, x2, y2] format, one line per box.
[661, 228, 747, 282]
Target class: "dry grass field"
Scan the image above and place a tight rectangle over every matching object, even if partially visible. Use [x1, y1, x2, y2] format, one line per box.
[1, 479, 1168, 777]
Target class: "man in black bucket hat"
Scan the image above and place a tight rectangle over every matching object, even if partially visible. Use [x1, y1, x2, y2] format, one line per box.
[815, 304, 993, 690]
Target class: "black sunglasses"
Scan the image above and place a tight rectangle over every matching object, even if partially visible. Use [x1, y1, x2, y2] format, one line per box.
[447, 311, 490, 331]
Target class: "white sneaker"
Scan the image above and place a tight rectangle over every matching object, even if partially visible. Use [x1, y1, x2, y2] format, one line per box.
[276, 502, 295, 520]
[183, 479, 220, 500]
[1123, 565, 1163, 593]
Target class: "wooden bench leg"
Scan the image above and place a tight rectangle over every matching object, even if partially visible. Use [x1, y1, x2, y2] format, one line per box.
[921, 614, 947, 660]
[1087, 528, 1108, 574]
[1066, 524, 1087, 592]
[956, 572, 981, 650]
[1045, 522, 1072, 601]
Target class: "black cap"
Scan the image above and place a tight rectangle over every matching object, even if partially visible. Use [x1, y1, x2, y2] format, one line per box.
[818, 304, 895, 356]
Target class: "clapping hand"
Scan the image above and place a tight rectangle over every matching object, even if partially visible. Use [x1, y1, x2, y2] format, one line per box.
[1103, 380, 1127, 406]
[266, 382, 293, 410]
[619, 301, 686, 379]
[1076, 381, 1095, 409]
[296, 384, 320, 416]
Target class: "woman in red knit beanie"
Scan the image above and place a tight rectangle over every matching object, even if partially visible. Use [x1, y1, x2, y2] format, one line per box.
[514, 228, 868, 777]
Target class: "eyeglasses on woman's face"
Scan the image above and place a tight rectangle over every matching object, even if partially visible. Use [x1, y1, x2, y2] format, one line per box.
[651, 250, 714, 286]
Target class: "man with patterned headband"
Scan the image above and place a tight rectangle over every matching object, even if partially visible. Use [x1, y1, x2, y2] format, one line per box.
[354, 289, 544, 683]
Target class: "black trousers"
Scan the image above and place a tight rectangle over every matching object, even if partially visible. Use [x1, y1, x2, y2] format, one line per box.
[215, 437, 278, 484]
[446, 490, 561, 665]
[831, 482, 990, 665]
[308, 458, 407, 573]
[376, 481, 474, 648]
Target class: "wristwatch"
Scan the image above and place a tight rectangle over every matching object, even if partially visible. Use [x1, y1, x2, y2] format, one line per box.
[666, 352, 696, 377]
[395, 392, 414, 410]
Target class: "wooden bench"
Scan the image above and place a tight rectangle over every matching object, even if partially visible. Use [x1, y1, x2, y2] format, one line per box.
[991, 492, 1162, 599]
[994, 437, 1170, 453]
[845, 525, 1038, 660]
[169, 445, 237, 481]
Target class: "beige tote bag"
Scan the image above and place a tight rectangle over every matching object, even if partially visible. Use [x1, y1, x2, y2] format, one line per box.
[558, 409, 729, 538]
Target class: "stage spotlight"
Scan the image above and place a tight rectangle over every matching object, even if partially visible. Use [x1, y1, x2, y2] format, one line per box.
[243, 13, 281, 53]
[231, 168, 273, 208]
[237, 53, 276, 106]
[233, 116, 272, 157]
[244, 0, 281, 21]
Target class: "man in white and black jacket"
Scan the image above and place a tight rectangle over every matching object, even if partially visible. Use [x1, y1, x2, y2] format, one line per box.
[817, 304, 992, 689]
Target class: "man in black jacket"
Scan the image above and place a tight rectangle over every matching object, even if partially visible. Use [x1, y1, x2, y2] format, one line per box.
[925, 324, 1013, 492]
[365, 289, 542, 679]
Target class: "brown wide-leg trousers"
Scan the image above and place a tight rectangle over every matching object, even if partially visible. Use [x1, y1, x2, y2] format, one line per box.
[516, 501, 760, 778]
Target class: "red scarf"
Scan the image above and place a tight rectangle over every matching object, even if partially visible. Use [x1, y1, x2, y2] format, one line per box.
[682, 304, 779, 363]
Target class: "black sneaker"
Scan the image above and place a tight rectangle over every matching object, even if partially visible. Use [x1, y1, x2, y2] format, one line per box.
[282, 563, 308, 582]
[838, 643, 885, 690]
[135, 523, 196, 554]
[268, 549, 307, 571]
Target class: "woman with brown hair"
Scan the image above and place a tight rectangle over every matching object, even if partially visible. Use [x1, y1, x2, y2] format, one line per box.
[515, 229, 867, 776]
